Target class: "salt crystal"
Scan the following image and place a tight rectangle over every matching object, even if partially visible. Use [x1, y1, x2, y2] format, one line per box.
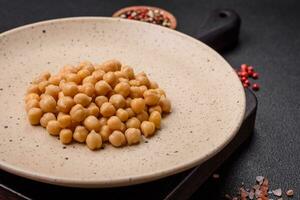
[256, 176, 264, 185]
[272, 188, 282, 197]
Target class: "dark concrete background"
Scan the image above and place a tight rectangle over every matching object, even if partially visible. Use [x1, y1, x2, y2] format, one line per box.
[0, 0, 299, 199]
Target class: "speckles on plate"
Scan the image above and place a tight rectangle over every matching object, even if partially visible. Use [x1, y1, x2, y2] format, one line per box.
[4, 125, 8, 129]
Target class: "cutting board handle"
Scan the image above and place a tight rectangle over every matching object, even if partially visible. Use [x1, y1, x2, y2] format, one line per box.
[197, 9, 241, 52]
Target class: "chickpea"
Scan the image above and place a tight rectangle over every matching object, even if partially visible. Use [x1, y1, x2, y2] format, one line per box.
[48, 75, 62, 86]
[131, 98, 145, 113]
[77, 69, 91, 80]
[79, 83, 95, 97]
[65, 73, 81, 84]
[126, 117, 141, 129]
[155, 88, 166, 97]
[101, 59, 121, 72]
[70, 104, 87, 122]
[32, 75, 46, 84]
[69, 119, 81, 131]
[57, 96, 75, 113]
[59, 129, 73, 144]
[136, 71, 147, 77]
[95, 96, 108, 108]
[149, 81, 159, 89]
[57, 112, 72, 128]
[73, 126, 89, 143]
[45, 85, 60, 100]
[27, 107, 43, 125]
[118, 77, 129, 83]
[114, 71, 128, 79]
[116, 108, 129, 122]
[149, 111, 161, 128]
[92, 69, 105, 81]
[125, 128, 141, 145]
[107, 116, 122, 131]
[109, 130, 126, 147]
[106, 90, 115, 99]
[136, 110, 149, 122]
[130, 86, 143, 98]
[159, 96, 172, 113]
[46, 120, 61, 136]
[143, 89, 160, 106]
[59, 79, 66, 89]
[129, 79, 141, 86]
[95, 80, 112, 96]
[58, 91, 64, 99]
[25, 93, 40, 103]
[121, 66, 134, 79]
[148, 105, 162, 114]
[120, 122, 126, 132]
[32, 72, 50, 84]
[139, 85, 148, 95]
[38, 81, 50, 93]
[87, 103, 100, 117]
[27, 84, 40, 95]
[114, 82, 130, 97]
[109, 94, 126, 109]
[60, 65, 77, 74]
[84, 115, 101, 131]
[40, 113, 56, 128]
[86, 130, 102, 150]
[99, 117, 108, 126]
[135, 75, 150, 87]
[140, 121, 156, 137]
[100, 102, 116, 117]
[74, 93, 92, 107]
[126, 97, 132, 107]
[61, 82, 78, 97]
[80, 61, 95, 73]
[39, 95, 56, 112]
[99, 125, 111, 141]
[25, 99, 40, 112]
[125, 108, 135, 118]
[103, 72, 116, 86]
[82, 75, 97, 85]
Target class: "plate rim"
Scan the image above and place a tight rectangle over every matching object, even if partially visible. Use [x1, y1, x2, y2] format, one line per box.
[0, 16, 246, 188]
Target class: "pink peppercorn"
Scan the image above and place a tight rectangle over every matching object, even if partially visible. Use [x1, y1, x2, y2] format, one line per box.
[241, 64, 248, 72]
[247, 66, 254, 71]
[252, 83, 260, 91]
[240, 71, 248, 77]
[243, 83, 249, 88]
[252, 72, 259, 79]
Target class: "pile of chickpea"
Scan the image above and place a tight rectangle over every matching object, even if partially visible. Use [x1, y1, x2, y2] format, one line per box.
[25, 60, 171, 150]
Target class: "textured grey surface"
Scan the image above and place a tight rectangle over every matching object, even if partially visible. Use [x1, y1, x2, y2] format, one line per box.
[0, 0, 299, 199]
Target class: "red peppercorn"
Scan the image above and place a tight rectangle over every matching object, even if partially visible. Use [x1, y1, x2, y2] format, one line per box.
[241, 64, 248, 72]
[252, 72, 259, 79]
[241, 77, 247, 82]
[252, 83, 259, 91]
[244, 79, 250, 84]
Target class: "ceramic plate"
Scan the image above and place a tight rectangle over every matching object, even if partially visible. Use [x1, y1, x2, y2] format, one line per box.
[0, 17, 245, 187]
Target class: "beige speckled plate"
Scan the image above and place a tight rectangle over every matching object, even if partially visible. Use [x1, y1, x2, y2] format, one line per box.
[0, 17, 245, 188]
